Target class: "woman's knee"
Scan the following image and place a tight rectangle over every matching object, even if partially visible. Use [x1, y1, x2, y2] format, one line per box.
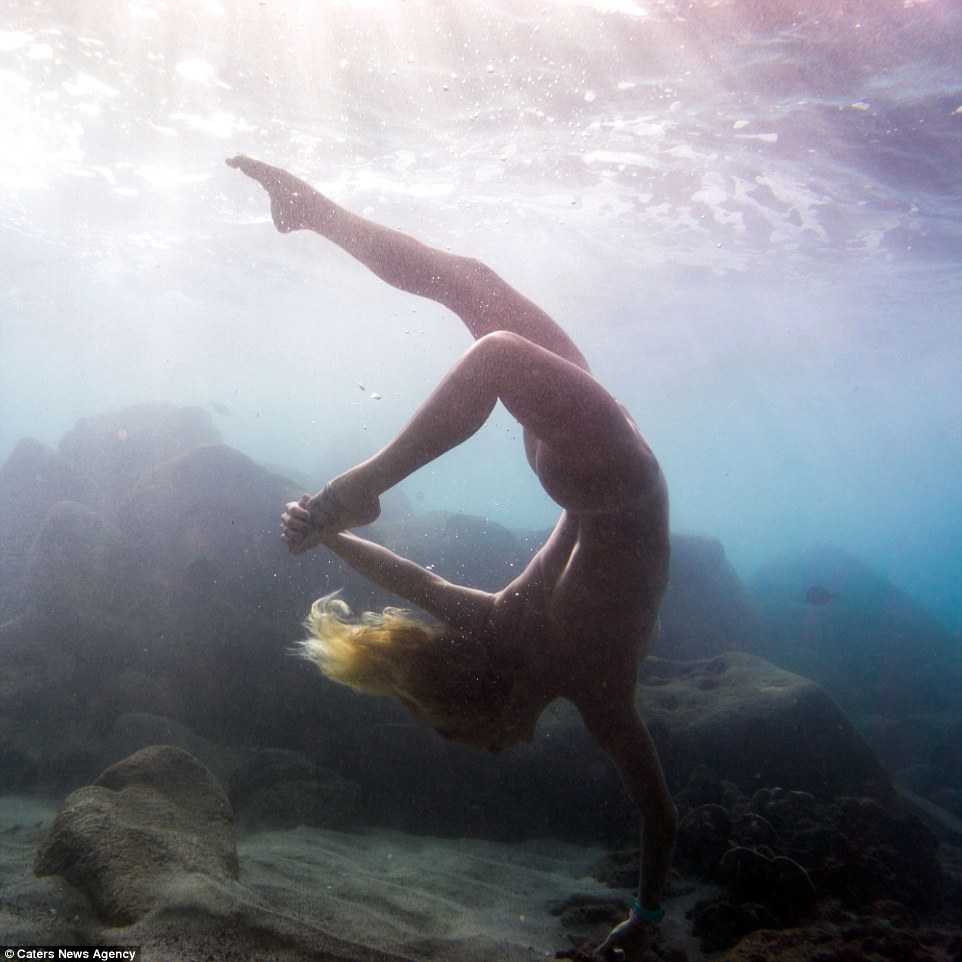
[467, 330, 535, 377]
[473, 329, 530, 353]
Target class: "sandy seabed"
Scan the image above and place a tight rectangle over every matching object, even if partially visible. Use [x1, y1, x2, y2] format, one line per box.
[0, 795, 711, 962]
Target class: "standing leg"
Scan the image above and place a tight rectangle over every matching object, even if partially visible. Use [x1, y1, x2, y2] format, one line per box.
[227, 155, 589, 370]
[579, 697, 677, 960]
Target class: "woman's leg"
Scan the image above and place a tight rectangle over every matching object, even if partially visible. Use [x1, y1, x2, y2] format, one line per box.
[578, 696, 677, 959]
[311, 330, 657, 537]
[229, 157, 657, 544]
[227, 155, 589, 370]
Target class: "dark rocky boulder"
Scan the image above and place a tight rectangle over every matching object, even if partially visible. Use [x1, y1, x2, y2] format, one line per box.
[719, 846, 818, 925]
[0, 609, 184, 793]
[229, 748, 361, 831]
[672, 767, 944, 953]
[102, 712, 245, 788]
[747, 543, 961, 813]
[656, 533, 763, 660]
[113, 441, 298, 587]
[725, 922, 962, 962]
[637, 653, 892, 800]
[34, 745, 238, 925]
[25, 500, 131, 618]
[748, 543, 959, 718]
[0, 438, 101, 608]
[371, 510, 532, 595]
[57, 402, 222, 505]
[310, 652, 892, 844]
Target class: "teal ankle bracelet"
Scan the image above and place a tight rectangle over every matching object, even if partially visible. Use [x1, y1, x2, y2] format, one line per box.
[631, 899, 665, 924]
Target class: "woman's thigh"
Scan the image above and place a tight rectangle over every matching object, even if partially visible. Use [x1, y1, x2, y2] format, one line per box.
[480, 331, 660, 514]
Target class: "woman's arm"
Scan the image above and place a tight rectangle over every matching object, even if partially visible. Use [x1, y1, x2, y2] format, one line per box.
[325, 530, 494, 635]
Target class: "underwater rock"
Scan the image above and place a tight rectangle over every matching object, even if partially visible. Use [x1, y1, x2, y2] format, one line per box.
[859, 712, 952, 779]
[815, 796, 943, 911]
[724, 914, 962, 962]
[907, 718, 962, 819]
[103, 712, 244, 788]
[748, 543, 959, 718]
[673, 763, 740, 809]
[691, 899, 779, 953]
[229, 748, 361, 831]
[25, 500, 130, 618]
[0, 438, 101, 605]
[931, 718, 962, 783]
[656, 533, 764, 660]
[675, 777, 809, 884]
[638, 653, 892, 799]
[899, 777, 962, 831]
[675, 803, 733, 880]
[719, 847, 817, 925]
[675, 775, 949, 953]
[0, 608, 186, 793]
[34, 745, 238, 925]
[547, 892, 629, 929]
[113, 442, 294, 579]
[0, 416, 417, 792]
[322, 652, 891, 844]
[373, 510, 531, 594]
[57, 401, 222, 504]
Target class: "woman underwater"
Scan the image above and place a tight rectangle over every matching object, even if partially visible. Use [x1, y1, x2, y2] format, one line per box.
[228, 154, 676, 961]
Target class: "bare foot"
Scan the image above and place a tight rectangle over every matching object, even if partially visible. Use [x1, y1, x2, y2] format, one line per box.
[226, 154, 324, 233]
[307, 478, 381, 533]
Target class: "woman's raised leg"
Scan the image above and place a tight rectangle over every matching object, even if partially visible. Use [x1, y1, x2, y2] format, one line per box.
[227, 155, 589, 370]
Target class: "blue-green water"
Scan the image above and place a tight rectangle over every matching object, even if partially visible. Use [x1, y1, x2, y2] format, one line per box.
[1, 0, 959, 631]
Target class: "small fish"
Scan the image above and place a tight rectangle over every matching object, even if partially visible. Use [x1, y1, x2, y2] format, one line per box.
[358, 383, 365, 391]
[805, 585, 837, 606]
[209, 400, 231, 416]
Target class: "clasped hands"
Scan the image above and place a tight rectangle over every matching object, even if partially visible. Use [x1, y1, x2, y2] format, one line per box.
[281, 481, 381, 554]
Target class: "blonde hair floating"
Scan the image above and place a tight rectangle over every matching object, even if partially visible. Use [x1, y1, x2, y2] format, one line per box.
[297, 592, 505, 744]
